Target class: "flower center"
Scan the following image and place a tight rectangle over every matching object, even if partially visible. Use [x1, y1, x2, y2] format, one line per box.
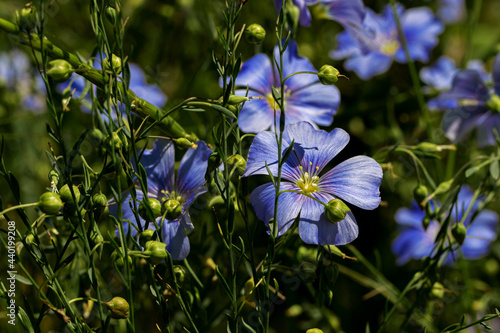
[265, 86, 291, 110]
[296, 162, 320, 194]
[160, 189, 182, 203]
[380, 39, 400, 56]
[486, 94, 500, 113]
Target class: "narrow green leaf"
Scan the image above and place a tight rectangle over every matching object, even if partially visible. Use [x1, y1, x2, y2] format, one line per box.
[215, 266, 234, 301]
[365, 322, 370, 333]
[459, 314, 466, 327]
[18, 306, 35, 333]
[210, 104, 237, 119]
[241, 318, 258, 333]
[280, 139, 294, 167]
[490, 159, 499, 179]
[15, 274, 33, 286]
[441, 323, 459, 332]
[465, 166, 479, 178]
[271, 86, 282, 110]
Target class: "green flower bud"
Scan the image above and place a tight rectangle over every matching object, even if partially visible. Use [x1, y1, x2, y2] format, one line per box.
[90, 231, 104, 246]
[325, 199, 351, 224]
[92, 193, 108, 209]
[243, 278, 255, 301]
[89, 128, 104, 145]
[139, 229, 155, 248]
[306, 329, 324, 333]
[16, 4, 37, 31]
[226, 95, 251, 105]
[111, 248, 132, 267]
[451, 223, 467, 245]
[139, 198, 162, 222]
[413, 184, 429, 205]
[318, 65, 340, 85]
[173, 265, 188, 284]
[161, 199, 182, 220]
[245, 23, 266, 44]
[46, 59, 73, 83]
[105, 6, 118, 25]
[103, 54, 122, 74]
[144, 240, 168, 265]
[25, 234, 36, 246]
[104, 131, 123, 151]
[422, 217, 430, 230]
[59, 184, 80, 207]
[176, 138, 197, 149]
[430, 282, 445, 299]
[105, 297, 129, 319]
[227, 154, 247, 176]
[38, 192, 64, 215]
[48, 169, 59, 191]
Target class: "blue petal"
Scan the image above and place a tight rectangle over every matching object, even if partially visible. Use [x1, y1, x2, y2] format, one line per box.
[442, 70, 490, 101]
[394, 203, 425, 228]
[461, 210, 498, 258]
[493, 53, 500, 95]
[329, 31, 360, 60]
[242, 130, 301, 181]
[298, 192, 358, 245]
[283, 122, 350, 173]
[320, 156, 382, 210]
[236, 90, 274, 133]
[344, 52, 393, 80]
[438, 0, 465, 24]
[139, 139, 175, 193]
[250, 182, 304, 237]
[276, 40, 320, 91]
[286, 83, 339, 127]
[234, 54, 273, 95]
[476, 113, 500, 148]
[420, 56, 457, 90]
[427, 95, 459, 111]
[110, 191, 145, 238]
[396, 7, 443, 63]
[324, 0, 367, 33]
[129, 64, 167, 109]
[442, 106, 489, 143]
[392, 228, 430, 265]
[176, 141, 212, 198]
[161, 217, 190, 260]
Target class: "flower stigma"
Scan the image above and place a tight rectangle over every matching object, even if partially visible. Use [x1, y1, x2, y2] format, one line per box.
[380, 39, 400, 56]
[296, 162, 320, 194]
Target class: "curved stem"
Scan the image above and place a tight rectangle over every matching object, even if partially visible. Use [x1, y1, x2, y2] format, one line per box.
[0, 202, 39, 217]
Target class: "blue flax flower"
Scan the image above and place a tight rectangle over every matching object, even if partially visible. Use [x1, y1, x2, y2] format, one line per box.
[392, 186, 498, 265]
[441, 53, 500, 147]
[330, 4, 443, 80]
[437, 0, 465, 24]
[113, 139, 212, 260]
[420, 56, 490, 111]
[243, 121, 382, 245]
[235, 40, 340, 133]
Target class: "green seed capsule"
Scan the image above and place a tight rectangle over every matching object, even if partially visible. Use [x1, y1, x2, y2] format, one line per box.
[161, 199, 182, 220]
[306, 329, 324, 333]
[325, 199, 351, 224]
[59, 184, 80, 206]
[139, 229, 155, 248]
[104, 131, 123, 151]
[105, 6, 118, 25]
[103, 54, 122, 74]
[227, 154, 247, 176]
[245, 23, 266, 44]
[173, 265, 188, 284]
[144, 240, 168, 265]
[38, 192, 64, 215]
[317, 65, 340, 85]
[89, 128, 104, 145]
[92, 193, 108, 209]
[413, 184, 429, 205]
[105, 297, 129, 319]
[176, 138, 197, 149]
[46, 59, 73, 83]
[16, 4, 37, 31]
[139, 198, 162, 222]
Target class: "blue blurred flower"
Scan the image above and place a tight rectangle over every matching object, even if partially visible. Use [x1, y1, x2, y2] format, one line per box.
[441, 53, 500, 147]
[420, 56, 491, 111]
[321, 0, 366, 32]
[112, 139, 212, 260]
[234, 39, 340, 133]
[242, 121, 382, 245]
[330, 4, 443, 80]
[437, 0, 466, 24]
[392, 186, 498, 266]
[0, 49, 46, 113]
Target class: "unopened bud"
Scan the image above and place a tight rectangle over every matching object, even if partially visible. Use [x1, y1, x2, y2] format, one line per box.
[225, 95, 250, 105]
[92, 193, 108, 209]
[16, 4, 37, 31]
[144, 240, 168, 265]
[105, 6, 118, 25]
[104, 131, 123, 151]
[103, 54, 122, 74]
[111, 248, 132, 267]
[138, 198, 162, 222]
[139, 229, 155, 248]
[105, 297, 129, 319]
[318, 65, 340, 85]
[207, 152, 222, 173]
[89, 128, 104, 145]
[25, 234, 36, 246]
[90, 231, 104, 246]
[430, 282, 445, 299]
[47, 59, 73, 83]
[413, 184, 429, 205]
[176, 138, 197, 149]
[38, 192, 64, 215]
[451, 223, 467, 245]
[227, 154, 246, 176]
[245, 23, 266, 44]
[306, 329, 324, 333]
[173, 265, 188, 284]
[243, 278, 255, 300]
[325, 199, 351, 224]
[161, 199, 182, 220]
[59, 184, 80, 207]
[422, 217, 430, 230]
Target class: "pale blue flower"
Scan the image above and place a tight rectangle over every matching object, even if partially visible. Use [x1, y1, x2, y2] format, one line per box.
[243, 121, 382, 245]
